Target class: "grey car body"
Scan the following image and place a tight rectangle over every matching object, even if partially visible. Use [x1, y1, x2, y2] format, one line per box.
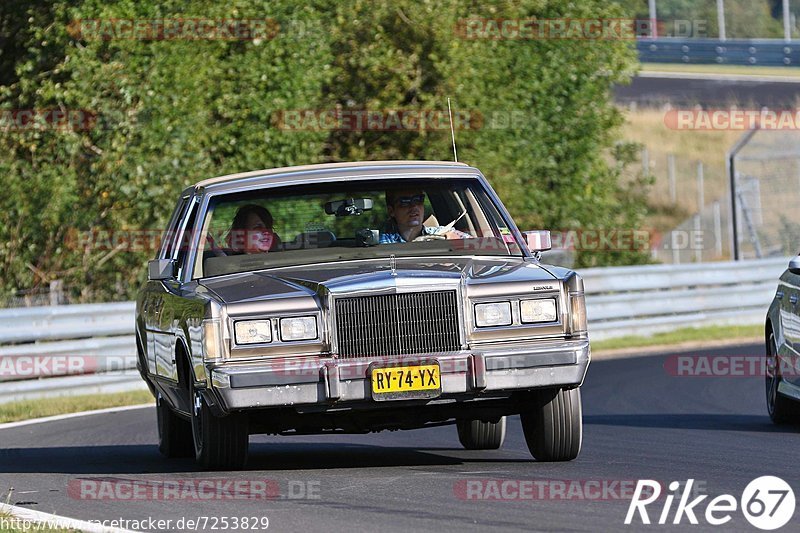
[136, 161, 590, 469]
[765, 255, 800, 424]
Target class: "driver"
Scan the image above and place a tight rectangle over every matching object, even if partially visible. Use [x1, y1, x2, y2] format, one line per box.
[379, 188, 469, 243]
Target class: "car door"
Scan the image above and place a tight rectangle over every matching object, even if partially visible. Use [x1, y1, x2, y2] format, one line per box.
[157, 196, 200, 382]
[777, 267, 800, 387]
[144, 195, 192, 380]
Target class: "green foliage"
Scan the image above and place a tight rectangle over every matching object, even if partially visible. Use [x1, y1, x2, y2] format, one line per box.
[1, 0, 648, 302]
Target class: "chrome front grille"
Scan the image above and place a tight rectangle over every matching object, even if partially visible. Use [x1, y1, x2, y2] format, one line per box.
[334, 290, 460, 358]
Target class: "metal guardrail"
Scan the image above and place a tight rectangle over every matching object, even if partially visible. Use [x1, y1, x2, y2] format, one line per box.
[638, 38, 800, 67]
[583, 256, 787, 340]
[0, 257, 788, 401]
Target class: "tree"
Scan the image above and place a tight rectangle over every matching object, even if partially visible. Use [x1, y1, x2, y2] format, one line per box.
[1, 0, 650, 302]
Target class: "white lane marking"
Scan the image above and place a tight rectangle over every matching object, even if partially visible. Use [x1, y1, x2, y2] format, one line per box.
[638, 70, 800, 83]
[0, 502, 140, 533]
[0, 403, 152, 430]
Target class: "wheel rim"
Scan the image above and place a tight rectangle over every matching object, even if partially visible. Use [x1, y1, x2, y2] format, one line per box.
[766, 335, 780, 416]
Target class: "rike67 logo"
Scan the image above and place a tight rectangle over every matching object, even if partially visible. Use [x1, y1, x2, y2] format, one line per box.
[625, 477, 795, 530]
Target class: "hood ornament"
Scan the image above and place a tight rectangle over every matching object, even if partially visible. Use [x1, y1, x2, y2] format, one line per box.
[390, 254, 397, 276]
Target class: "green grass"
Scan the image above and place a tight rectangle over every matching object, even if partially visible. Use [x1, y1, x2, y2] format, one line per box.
[592, 323, 763, 352]
[0, 389, 153, 424]
[639, 62, 800, 78]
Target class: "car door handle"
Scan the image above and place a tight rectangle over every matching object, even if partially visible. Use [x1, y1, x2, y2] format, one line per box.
[776, 291, 784, 300]
[790, 295, 798, 305]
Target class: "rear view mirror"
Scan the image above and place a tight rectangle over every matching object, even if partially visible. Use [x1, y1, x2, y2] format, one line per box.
[523, 230, 552, 253]
[148, 258, 176, 280]
[325, 198, 373, 216]
[789, 256, 800, 275]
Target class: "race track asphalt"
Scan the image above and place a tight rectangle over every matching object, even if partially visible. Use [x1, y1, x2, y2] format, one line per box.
[1, 342, 798, 532]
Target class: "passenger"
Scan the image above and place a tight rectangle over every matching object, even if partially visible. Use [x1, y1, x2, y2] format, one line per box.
[379, 189, 469, 244]
[227, 204, 281, 253]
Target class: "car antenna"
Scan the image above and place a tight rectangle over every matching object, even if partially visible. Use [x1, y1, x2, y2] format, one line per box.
[447, 97, 458, 162]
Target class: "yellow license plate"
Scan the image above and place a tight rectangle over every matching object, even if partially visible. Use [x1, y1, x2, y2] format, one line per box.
[370, 363, 441, 401]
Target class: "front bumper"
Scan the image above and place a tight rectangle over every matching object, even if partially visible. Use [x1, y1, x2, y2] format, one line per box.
[206, 339, 590, 412]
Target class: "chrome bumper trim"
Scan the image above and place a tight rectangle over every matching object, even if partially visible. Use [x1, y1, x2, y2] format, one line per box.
[209, 339, 590, 412]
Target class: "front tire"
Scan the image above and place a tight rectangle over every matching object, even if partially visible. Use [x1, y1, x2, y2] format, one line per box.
[156, 393, 194, 458]
[766, 332, 800, 424]
[456, 417, 507, 450]
[520, 387, 582, 462]
[190, 380, 249, 470]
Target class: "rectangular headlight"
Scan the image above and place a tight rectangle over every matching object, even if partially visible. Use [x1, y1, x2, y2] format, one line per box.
[570, 293, 587, 334]
[520, 298, 557, 323]
[280, 316, 318, 341]
[234, 319, 272, 345]
[474, 302, 512, 327]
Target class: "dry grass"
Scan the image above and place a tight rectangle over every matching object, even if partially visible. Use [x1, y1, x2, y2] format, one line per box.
[618, 107, 743, 234]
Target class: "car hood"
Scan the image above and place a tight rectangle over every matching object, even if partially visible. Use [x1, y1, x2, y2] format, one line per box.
[199, 257, 559, 304]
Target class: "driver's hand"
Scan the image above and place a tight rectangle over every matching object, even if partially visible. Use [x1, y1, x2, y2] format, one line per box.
[443, 229, 469, 240]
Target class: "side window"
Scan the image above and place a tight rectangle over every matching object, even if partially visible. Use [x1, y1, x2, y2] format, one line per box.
[175, 199, 199, 280]
[160, 197, 190, 260]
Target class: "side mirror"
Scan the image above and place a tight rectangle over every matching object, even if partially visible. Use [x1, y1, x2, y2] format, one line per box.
[789, 256, 800, 275]
[523, 230, 552, 253]
[148, 259, 176, 280]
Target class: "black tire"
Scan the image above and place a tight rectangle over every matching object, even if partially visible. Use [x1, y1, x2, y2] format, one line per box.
[190, 380, 249, 470]
[520, 387, 582, 462]
[156, 393, 194, 458]
[456, 417, 507, 450]
[766, 332, 800, 424]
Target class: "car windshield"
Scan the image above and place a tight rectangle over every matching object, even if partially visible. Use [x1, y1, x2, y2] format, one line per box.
[193, 177, 524, 278]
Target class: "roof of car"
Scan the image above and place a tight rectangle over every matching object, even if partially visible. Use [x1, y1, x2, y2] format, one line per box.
[193, 160, 477, 192]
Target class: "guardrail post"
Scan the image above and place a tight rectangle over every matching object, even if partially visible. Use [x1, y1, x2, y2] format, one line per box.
[694, 214, 703, 262]
[49, 280, 63, 306]
[784, 0, 792, 42]
[648, 0, 658, 38]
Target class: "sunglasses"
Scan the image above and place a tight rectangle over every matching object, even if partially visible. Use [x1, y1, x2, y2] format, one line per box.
[395, 194, 425, 207]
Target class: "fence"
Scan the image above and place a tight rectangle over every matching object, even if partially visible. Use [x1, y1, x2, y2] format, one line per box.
[730, 129, 800, 260]
[0, 256, 788, 401]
